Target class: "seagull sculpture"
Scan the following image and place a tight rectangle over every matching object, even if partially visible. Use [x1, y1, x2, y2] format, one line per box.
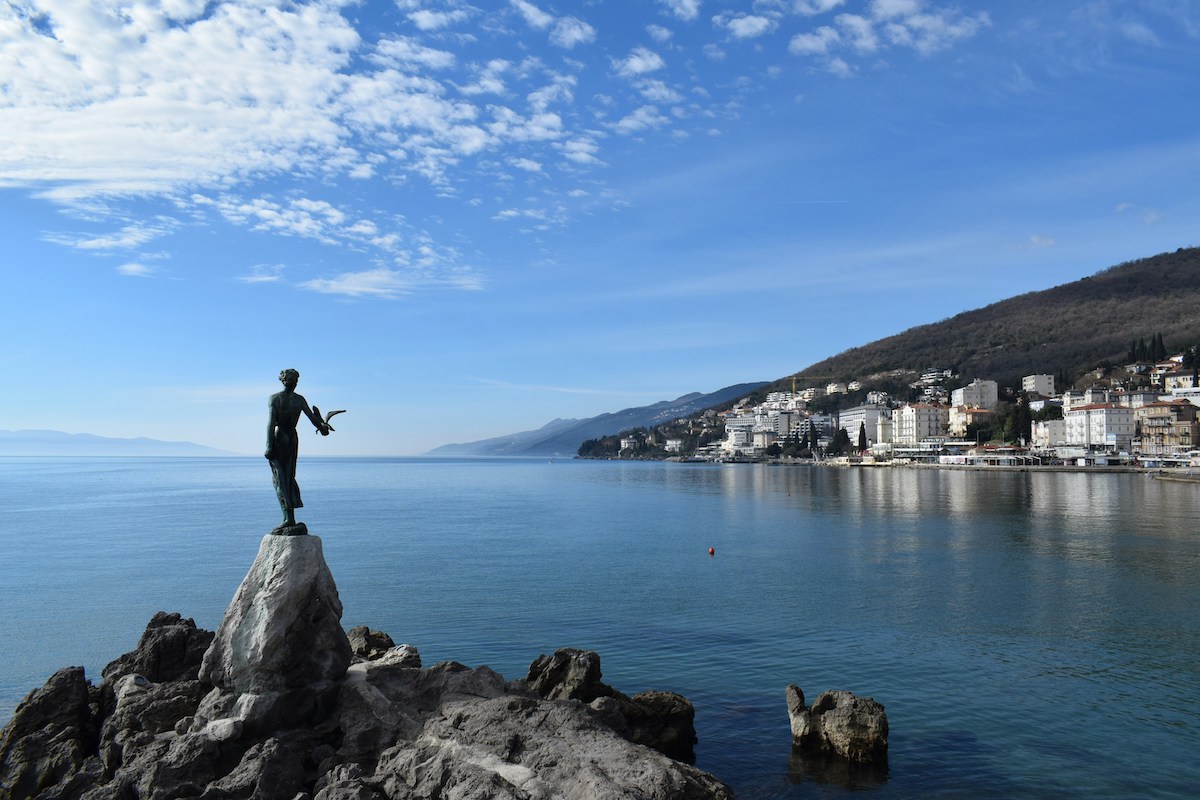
[312, 406, 347, 432]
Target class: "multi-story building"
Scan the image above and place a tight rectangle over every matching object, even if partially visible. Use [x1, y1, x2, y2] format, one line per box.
[1031, 419, 1067, 450]
[1022, 374, 1055, 396]
[1063, 403, 1135, 451]
[721, 413, 756, 454]
[1134, 400, 1200, 456]
[893, 404, 949, 445]
[951, 379, 999, 410]
[948, 406, 996, 438]
[837, 405, 891, 447]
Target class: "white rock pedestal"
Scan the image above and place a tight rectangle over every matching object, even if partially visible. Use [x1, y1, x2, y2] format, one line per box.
[195, 533, 351, 735]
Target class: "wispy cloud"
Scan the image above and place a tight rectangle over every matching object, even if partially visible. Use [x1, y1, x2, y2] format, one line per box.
[44, 221, 174, 251]
[116, 262, 154, 277]
[302, 266, 484, 298]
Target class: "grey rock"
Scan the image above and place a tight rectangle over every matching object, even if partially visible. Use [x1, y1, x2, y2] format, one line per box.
[522, 648, 698, 763]
[200, 534, 351, 694]
[0, 667, 95, 799]
[347, 627, 396, 662]
[101, 611, 213, 686]
[1, 534, 734, 800]
[786, 684, 888, 764]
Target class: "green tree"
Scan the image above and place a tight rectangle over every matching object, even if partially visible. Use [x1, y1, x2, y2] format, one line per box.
[827, 428, 851, 455]
[857, 422, 867, 452]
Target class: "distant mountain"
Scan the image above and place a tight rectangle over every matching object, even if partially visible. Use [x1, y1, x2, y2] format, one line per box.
[426, 382, 769, 456]
[768, 247, 1200, 394]
[0, 430, 238, 457]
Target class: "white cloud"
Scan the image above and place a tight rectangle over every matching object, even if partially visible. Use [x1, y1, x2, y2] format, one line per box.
[637, 79, 684, 104]
[559, 137, 603, 165]
[826, 56, 854, 78]
[237, 264, 285, 283]
[302, 266, 482, 297]
[789, 26, 840, 55]
[836, 14, 879, 52]
[892, 10, 991, 55]
[714, 13, 777, 40]
[372, 37, 456, 70]
[44, 221, 172, 251]
[117, 262, 154, 277]
[510, 157, 543, 172]
[550, 17, 596, 49]
[613, 105, 671, 135]
[794, 0, 846, 15]
[407, 9, 471, 31]
[660, 0, 701, 22]
[647, 24, 673, 42]
[870, 0, 920, 19]
[786, 2, 988, 64]
[614, 47, 666, 78]
[509, 0, 554, 30]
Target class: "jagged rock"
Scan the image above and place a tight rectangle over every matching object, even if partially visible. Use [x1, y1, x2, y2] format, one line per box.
[522, 648, 699, 763]
[786, 684, 888, 764]
[200, 534, 351, 694]
[1, 534, 734, 800]
[0, 667, 95, 799]
[101, 611, 214, 686]
[347, 627, 396, 662]
[371, 694, 731, 800]
[523, 648, 607, 702]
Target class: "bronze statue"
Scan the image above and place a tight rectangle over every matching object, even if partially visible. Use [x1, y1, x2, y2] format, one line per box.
[265, 369, 344, 534]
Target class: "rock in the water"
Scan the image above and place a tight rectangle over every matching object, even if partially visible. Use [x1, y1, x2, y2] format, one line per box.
[200, 533, 351, 694]
[786, 684, 888, 764]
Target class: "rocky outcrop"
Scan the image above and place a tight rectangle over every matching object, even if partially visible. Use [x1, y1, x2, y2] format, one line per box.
[200, 534, 351, 695]
[521, 648, 700, 763]
[0, 532, 734, 799]
[786, 684, 888, 764]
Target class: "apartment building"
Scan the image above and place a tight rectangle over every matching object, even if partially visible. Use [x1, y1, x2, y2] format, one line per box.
[951, 379, 998, 409]
[1063, 403, 1135, 451]
[893, 404, 949, 445]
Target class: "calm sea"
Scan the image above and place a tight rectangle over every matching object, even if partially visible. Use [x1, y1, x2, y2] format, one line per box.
[1, 457, 1198, 798]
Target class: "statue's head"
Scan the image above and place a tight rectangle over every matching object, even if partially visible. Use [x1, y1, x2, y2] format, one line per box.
[279, 368, 300, 387]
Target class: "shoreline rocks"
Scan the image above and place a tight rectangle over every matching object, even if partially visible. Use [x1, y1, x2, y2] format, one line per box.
[0, 533, 735, 800]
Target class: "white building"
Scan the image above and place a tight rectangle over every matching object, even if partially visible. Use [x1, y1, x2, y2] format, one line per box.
[721, 413, 756, 454]
[665, 439, 684, 453]
[1022, 374, 1055, 396]
[1063, 403, 1135, 451]
[893, 404, 949, 445]
[838, 405, 891, 447]
[951, 379, 999, 410]
[1031, 419, 1067, 450]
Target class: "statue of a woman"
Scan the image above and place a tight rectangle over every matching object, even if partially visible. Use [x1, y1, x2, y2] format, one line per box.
[266, 369, 329, 533]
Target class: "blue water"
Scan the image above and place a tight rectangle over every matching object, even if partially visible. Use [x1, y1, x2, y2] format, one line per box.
[2, 457, 1198, 798]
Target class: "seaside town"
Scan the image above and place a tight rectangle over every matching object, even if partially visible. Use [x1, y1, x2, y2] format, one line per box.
[600, 349, 1200, 468]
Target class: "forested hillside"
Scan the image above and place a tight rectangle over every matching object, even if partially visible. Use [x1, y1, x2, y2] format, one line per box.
[780, 247, 1200, 392]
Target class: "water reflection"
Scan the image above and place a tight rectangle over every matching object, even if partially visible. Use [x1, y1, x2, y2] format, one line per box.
[786, 747, 888, 790]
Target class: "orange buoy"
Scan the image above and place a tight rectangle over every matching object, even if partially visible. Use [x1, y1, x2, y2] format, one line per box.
[708, 547, 715, 556]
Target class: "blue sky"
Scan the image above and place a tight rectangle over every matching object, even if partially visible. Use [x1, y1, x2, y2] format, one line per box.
[2, 0, 1198, 455]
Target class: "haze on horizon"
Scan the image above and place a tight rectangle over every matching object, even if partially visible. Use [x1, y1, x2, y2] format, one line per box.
[2, 0, 1197, 456]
